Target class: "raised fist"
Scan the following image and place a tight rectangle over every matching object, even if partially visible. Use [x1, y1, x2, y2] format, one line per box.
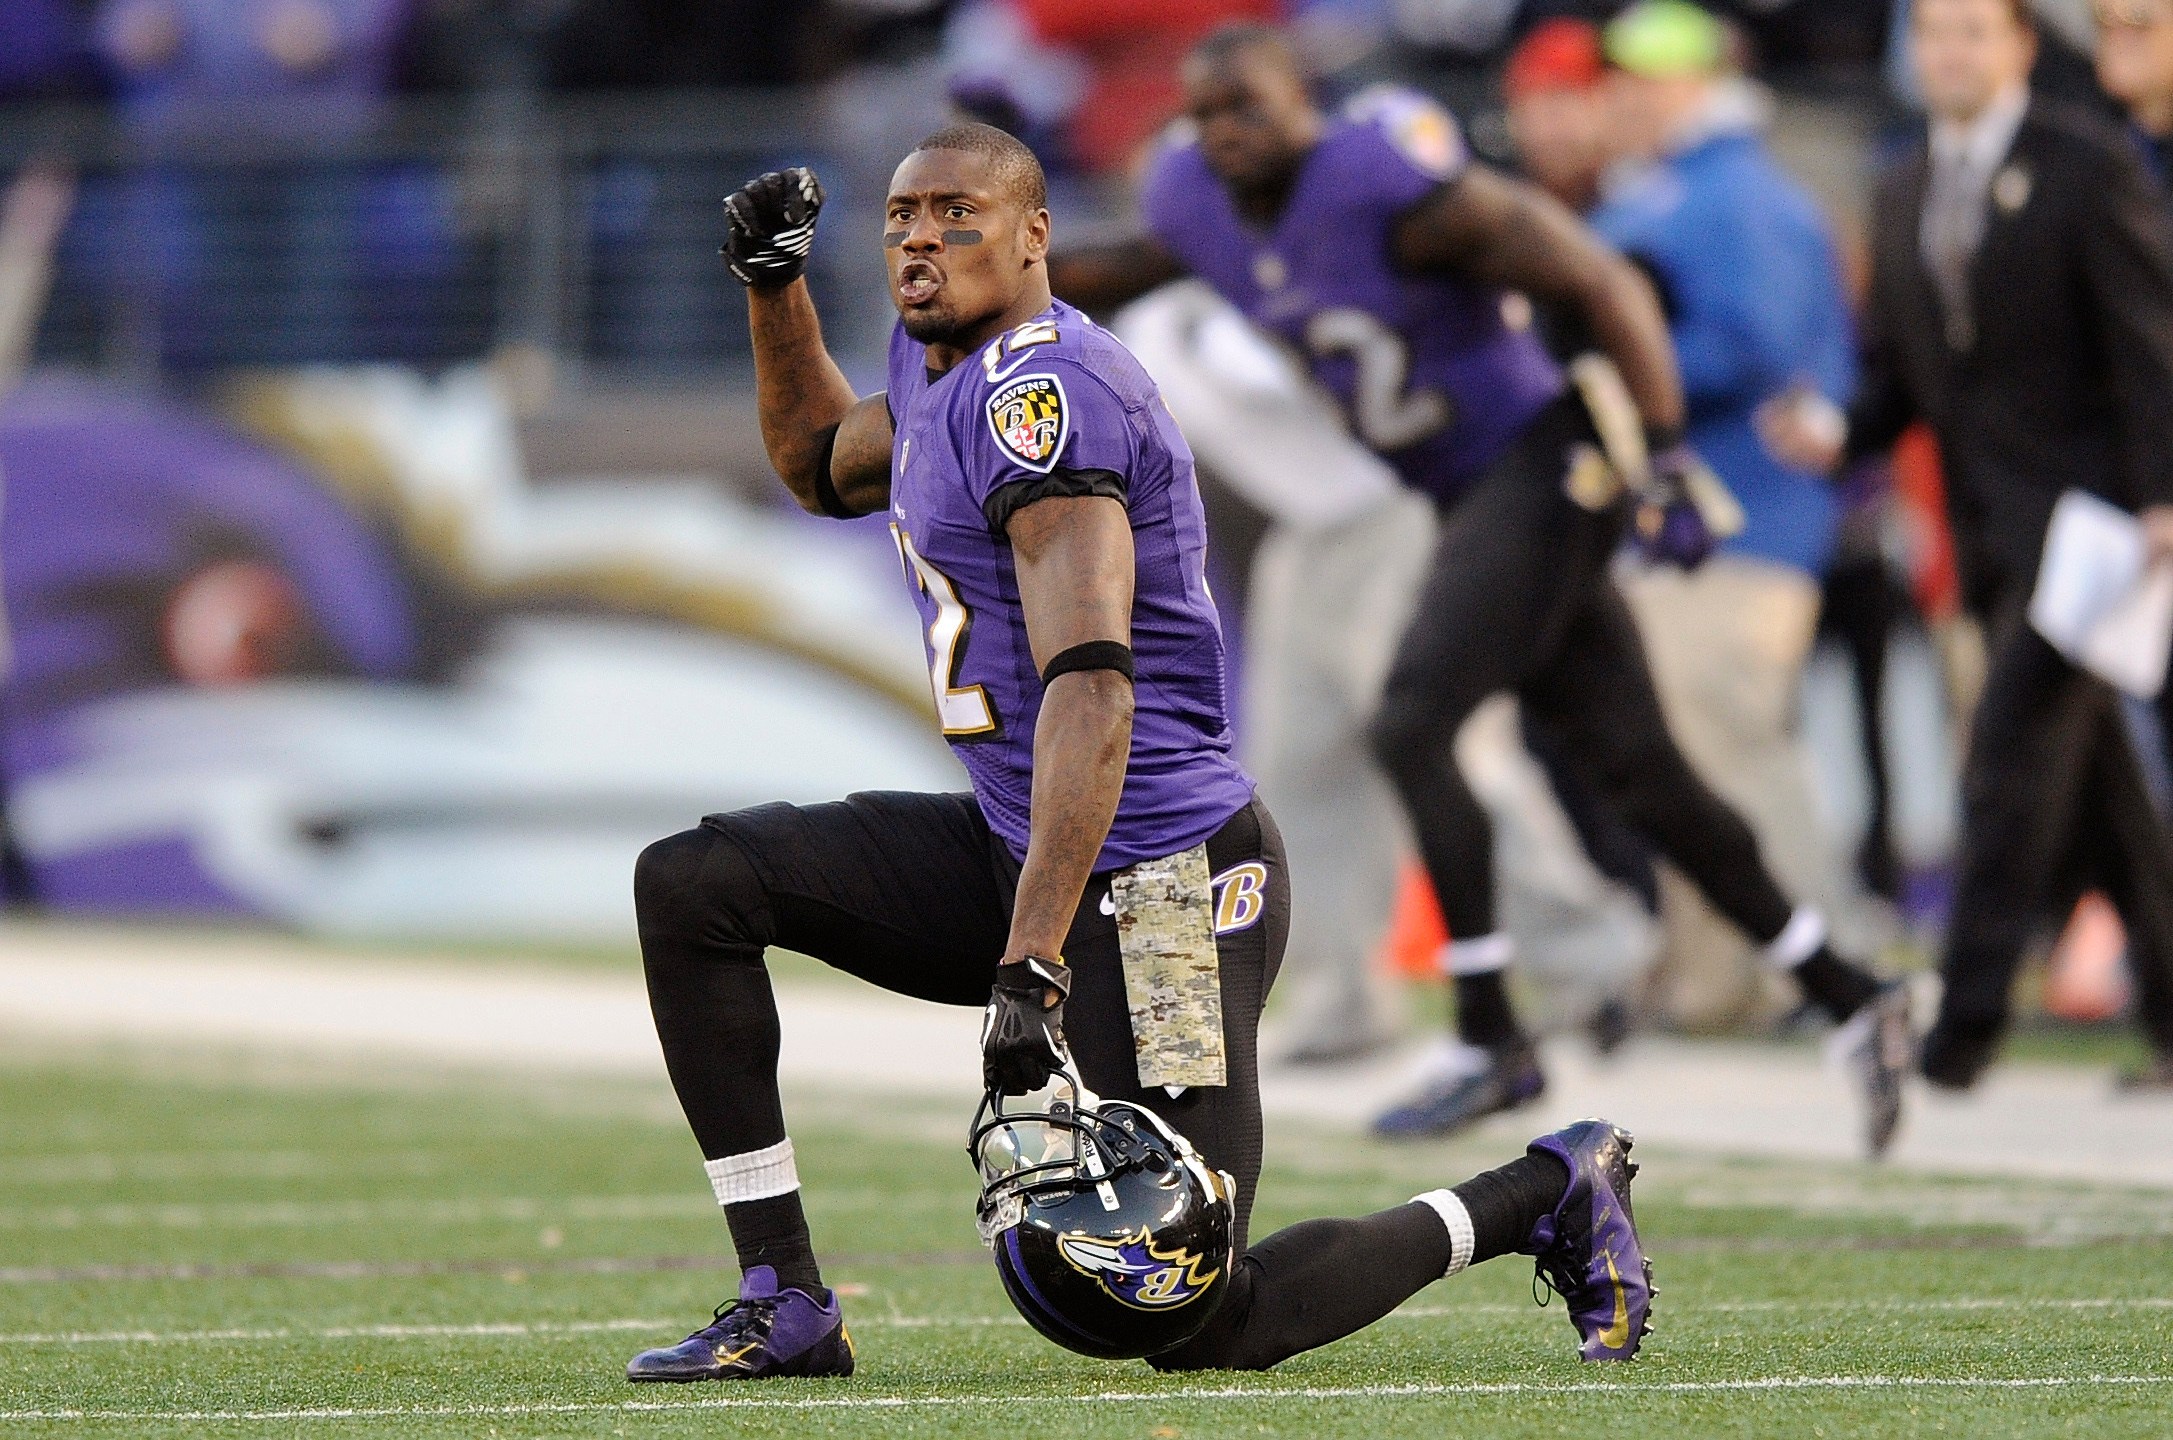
[722, 167, 824, 290]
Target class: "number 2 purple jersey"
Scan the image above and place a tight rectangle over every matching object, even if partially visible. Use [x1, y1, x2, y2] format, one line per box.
[1142, 88, 1565, 502]
[884, 298, 1255, 871]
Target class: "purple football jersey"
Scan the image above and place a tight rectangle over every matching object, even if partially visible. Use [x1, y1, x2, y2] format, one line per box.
[884, 298, 1255, 870]
[1142, 87, 1565, 502]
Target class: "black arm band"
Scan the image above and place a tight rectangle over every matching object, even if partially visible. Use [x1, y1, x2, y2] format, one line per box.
[808, 424, 864, 520]
[1041, 640, 1135, 686]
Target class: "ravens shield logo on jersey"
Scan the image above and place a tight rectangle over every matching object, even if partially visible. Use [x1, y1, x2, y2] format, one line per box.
[987, 374, 1069, 473]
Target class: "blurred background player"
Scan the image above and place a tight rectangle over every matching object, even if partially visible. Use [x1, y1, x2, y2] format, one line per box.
[1113, 281, 1422, 1063]
[1589, 2, 1875, 1033]
[1116, 279, 1657, 1065]
[1765, 0, 2173, 1090]
[1052, 23, 1911, 1153]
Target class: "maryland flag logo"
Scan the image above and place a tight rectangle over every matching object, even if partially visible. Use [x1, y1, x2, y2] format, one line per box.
[987, 374, 1069, 473]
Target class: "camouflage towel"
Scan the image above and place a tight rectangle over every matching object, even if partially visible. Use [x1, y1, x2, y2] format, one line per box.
[1108, 843, 1226, 1089]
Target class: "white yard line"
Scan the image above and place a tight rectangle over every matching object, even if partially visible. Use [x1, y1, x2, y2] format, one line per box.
[4, 1297, 2169, 1345]
[0, 1319, 676, 1344]
[0, 1151, 444, 1186]
[2, 921, 2171, 1186]
[0, 1195, 712, 1230]
[0, 1190, 973, 1231]
[2, 1374, 2170, 1421]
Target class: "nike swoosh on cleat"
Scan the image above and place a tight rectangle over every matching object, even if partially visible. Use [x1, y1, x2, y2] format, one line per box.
[1597, 1251, 1631, 1350]
[714, 1341, 762, 1369]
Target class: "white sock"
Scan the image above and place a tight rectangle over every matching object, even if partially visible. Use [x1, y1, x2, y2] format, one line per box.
[704, 1139, 799, 1206]
[1415, 1037, 1494, 1085]
[1411, 1188, 1477, 1279]
[1438, 933, 1515, 977]
[1763, 907, 1827, 971]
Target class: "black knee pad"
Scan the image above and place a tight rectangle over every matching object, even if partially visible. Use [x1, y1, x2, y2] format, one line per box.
[633, 824, 770, 959]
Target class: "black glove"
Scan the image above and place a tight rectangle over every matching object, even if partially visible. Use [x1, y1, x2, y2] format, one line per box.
[981, 956, 1070, 1095]
[721, 167, 824, 289]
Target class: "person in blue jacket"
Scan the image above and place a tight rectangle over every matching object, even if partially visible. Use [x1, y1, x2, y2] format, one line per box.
[1587, 0, 1871, 1030]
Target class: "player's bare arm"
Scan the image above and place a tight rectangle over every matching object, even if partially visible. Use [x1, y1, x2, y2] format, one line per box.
[1046, 236, 1189, 314]
[1006, 494, 1136, 966]
[1390, 164, 1687, 436]
[747, 283, 894, 517]
[977, 492, 1136, 1095]
[726, 168, 894, 517]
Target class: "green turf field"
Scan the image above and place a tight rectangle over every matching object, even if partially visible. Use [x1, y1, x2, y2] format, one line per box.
[2, 1043, 2170, 1439]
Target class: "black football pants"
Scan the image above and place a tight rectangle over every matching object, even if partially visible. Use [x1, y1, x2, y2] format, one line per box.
[1940, 610, 2173, 1052]
[634, 791, 1456, 1370]
[1366, 393, 1796, 949]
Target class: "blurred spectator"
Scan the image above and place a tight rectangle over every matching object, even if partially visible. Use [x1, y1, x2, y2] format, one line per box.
[1889, 0, 2111, 108]
[93, 0, 418, 368]
[1503, 17, 1613, 207]
[2097, 0, 2173, 180]
[1012, 0, 1282, 172]
[543, 0, 837, 370]
[545, 0, 826, 90]
[1401, 1, 1891, 69]
[0, 0, 101, 103]
[97, 0, 411, 136]
[391, 0, 562, 93]
[944, 0, 1090, 176]
[1589, 1, 1869, 1029]
[2095, 0, 2173, 1038]
[1767, 0, 2173, 1088]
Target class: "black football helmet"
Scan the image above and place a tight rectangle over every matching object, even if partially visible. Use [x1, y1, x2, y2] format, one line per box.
[970, 1070, 1236, 1360]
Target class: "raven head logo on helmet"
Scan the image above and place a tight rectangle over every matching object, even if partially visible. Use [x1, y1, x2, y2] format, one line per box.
[969, 1067, 1236, 1360]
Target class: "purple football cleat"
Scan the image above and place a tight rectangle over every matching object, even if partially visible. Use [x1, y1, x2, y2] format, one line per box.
[626, 1267, 855, 1382]
[1525, 1119, 1654, 1362]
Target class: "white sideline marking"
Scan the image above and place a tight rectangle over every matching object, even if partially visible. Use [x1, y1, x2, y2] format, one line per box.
[2, 1374, 2170, 1421]
[4, 1298, 2169, 1346]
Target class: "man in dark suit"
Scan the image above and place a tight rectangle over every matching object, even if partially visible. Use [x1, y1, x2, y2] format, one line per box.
[1766, 0, 2173, 1089]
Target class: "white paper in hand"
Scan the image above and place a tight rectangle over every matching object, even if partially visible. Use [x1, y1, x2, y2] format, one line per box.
[2028, 489, 2173, 699]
